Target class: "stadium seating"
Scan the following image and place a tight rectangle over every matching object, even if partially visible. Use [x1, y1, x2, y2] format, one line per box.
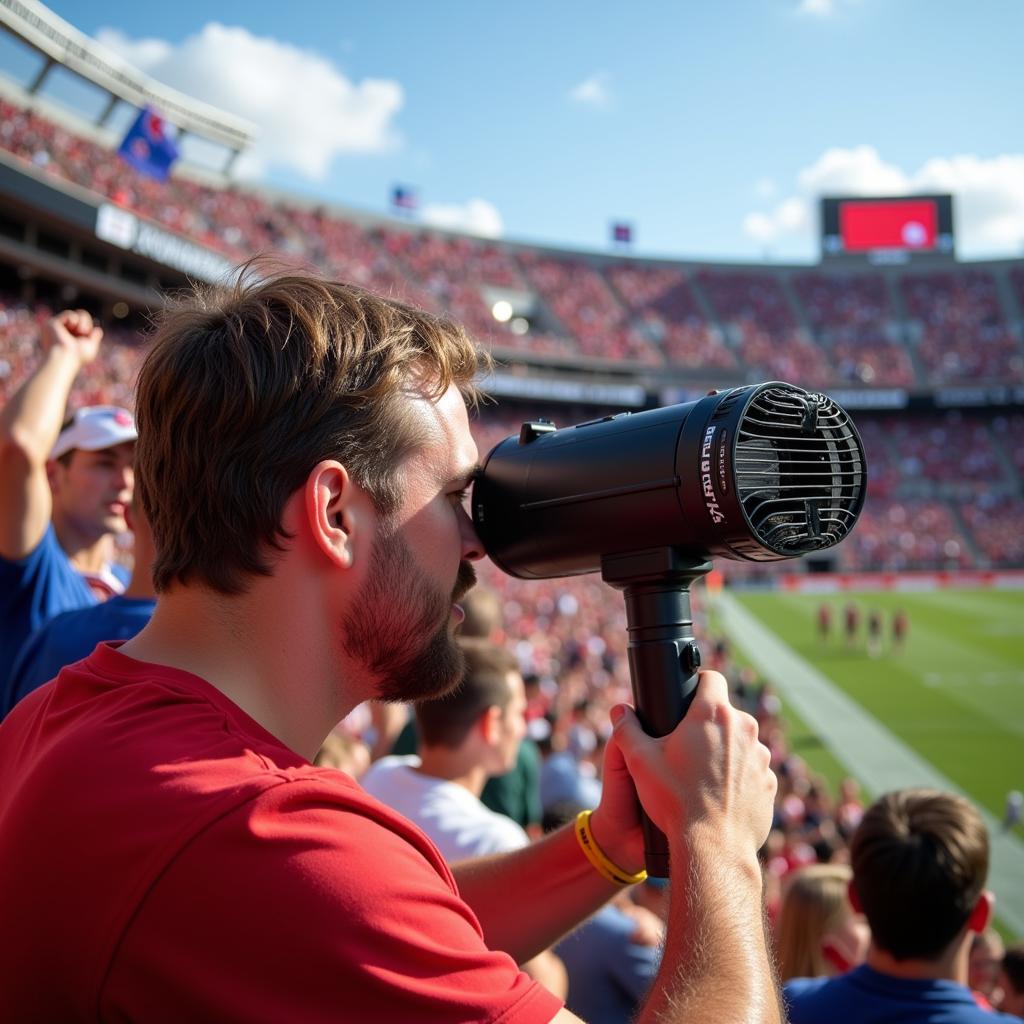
[2, 290, 1019, 574]
[793, 271, 916, 387]
[5, 98, 1022, 386]
[1, 98, 1023, 575]
[901, 270, 1024, 384]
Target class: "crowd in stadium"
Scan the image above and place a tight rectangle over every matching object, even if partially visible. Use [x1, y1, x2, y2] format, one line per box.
[2, 98, 1024, 386]
[4, 298, 1021, 575]
[0, 90, 1022, 1022]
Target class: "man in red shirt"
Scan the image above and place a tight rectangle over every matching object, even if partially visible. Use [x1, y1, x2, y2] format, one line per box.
[0, 271, 780, 1023]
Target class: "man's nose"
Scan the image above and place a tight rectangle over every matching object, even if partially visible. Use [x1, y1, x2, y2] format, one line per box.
[460, 505, 485, 562]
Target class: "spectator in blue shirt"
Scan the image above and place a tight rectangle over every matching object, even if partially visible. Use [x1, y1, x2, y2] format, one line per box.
[785, 788, 1019, 1024]
[0, 310, 136, 690]
[555, 877, 668, 1024]
[2, 500, 155, 717]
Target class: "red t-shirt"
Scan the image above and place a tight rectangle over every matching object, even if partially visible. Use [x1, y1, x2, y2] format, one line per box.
[0, 643, 563, 1023]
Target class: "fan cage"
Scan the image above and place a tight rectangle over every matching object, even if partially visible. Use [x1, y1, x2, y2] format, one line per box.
[733, 387, 865, 555]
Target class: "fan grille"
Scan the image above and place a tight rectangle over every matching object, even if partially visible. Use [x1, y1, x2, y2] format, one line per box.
[734, 386, 865, 555]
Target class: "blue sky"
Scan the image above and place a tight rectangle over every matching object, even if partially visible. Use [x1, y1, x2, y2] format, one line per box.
[5, 0, 1024, 262]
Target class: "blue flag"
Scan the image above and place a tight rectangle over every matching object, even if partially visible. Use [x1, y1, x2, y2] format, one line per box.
[391, 185, 418, 211]
[118, 107, 179, 182]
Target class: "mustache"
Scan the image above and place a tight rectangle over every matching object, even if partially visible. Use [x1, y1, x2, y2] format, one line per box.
[452, 560, 477, 604]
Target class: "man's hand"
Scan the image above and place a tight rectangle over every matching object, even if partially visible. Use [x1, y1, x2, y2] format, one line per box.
[0, 311, 105, 559]
[590, 670, 776, 873]
[41, 310, 103, 366]
[592, 671, 783, 1024]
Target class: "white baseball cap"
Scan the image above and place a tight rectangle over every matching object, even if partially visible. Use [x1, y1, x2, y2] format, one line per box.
[51, 405, 137, 460]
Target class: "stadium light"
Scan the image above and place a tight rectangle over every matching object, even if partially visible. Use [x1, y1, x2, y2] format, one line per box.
[491, 299, 513, 322]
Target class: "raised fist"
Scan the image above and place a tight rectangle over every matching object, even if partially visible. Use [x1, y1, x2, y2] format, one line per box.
[42, 309, 104, 366]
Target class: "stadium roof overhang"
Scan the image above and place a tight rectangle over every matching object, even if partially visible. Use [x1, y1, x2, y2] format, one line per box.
[0, 0, 257, 158]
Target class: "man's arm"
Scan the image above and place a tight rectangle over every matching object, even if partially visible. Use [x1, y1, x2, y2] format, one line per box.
[452, 670, 781, 1024]
[0, 310, 103, 559]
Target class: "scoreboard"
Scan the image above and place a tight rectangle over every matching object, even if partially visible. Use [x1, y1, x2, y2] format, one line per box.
[821, 194, 955, 265]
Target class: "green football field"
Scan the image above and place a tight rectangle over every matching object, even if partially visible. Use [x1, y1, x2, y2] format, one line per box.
[724, 589, 1024, 833]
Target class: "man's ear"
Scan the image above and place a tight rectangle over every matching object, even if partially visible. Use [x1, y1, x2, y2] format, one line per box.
[305, 460, 361, 570]
[967, 890, 994, 935]
[479, 705, 501, 744]
[847, 878, 863, 914]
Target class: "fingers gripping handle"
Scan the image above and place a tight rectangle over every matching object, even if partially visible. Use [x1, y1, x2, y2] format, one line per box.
[628, 636, 701, 876]
[602, 548, 713, 879]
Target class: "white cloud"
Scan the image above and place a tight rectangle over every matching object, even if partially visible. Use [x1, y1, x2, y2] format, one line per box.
[743, 145, 1024, 256]
[568, 72, 612, 110]
[743, 197, 810, 245]
[421, 199, 504, 238]
[913, 154, 1024, 251]
[797, 144, 907, 195]
[96, 24, 404, 180]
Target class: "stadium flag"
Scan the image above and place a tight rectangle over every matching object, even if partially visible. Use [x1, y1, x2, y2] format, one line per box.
[391, 185, 419, 213]
[117, 107, 180, 182]
[612, 221, 633, 245]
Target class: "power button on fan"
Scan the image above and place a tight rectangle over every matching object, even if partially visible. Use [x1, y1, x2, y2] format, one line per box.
[680, 641, 701, 675]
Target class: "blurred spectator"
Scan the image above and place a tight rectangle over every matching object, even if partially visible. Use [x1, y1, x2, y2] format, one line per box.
[362, 638, 530, 860]
[2, 499, 155, 718]
[314, 728, 372, 780]
[555, 879, 667, 1023]
[784, 789, 1018, 1023]
[0, 310, 135, 689]
[542, 799, 667, 1023]
[1004, 791, 1024, 833]
[775, 864, 869, 982]
[968, 929, 1005, 1010]
[998, 943, 1024, 1017]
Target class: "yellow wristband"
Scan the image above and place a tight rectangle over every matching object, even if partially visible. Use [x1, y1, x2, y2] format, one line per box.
[574, 809, 648, 887]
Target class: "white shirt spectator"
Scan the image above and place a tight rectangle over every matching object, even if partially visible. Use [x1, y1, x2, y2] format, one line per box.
[362, 755, 528, 860]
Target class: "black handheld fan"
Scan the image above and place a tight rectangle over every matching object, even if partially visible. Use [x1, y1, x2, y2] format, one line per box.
[473, 382, 867, 876]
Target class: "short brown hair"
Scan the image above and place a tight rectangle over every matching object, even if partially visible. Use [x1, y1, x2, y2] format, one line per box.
[850, 789, 988, 961]
[415, 638, 519, 748]
[136, 267, 484, 594]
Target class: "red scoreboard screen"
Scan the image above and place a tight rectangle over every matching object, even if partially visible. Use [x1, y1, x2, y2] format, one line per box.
[821, 195, 954, 263]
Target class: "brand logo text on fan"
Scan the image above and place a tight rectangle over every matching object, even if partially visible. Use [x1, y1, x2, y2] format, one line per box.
[702, 427, 725, 523]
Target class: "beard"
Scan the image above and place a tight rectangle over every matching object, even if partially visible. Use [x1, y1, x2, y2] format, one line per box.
[341, 523, 476, 704]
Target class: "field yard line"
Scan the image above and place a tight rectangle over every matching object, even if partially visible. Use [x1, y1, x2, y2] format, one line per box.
[714, 591, 1024, 937]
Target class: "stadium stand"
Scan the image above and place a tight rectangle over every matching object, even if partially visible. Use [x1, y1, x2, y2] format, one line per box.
[605, 264, 737, 370]
[901, 269, 1024, 384]
[1, 286, 1019, 575]
[792, 271, 916, 387]
[1, 92, 1022, 578]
